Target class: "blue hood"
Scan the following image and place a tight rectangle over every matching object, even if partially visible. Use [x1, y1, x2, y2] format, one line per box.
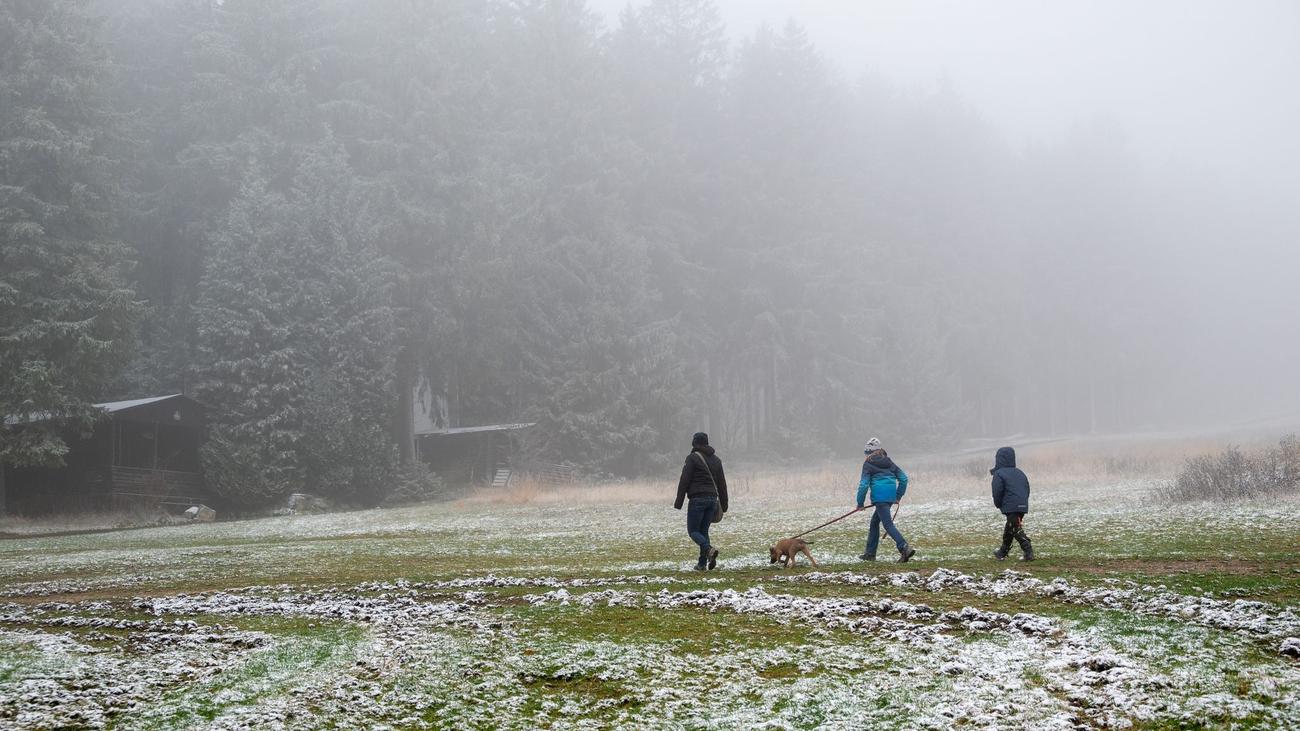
[991, 446, 1016, 474]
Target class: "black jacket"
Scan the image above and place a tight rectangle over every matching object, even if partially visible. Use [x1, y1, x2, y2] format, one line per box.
[674, 445, 728, 512]
[990, 446, 1030, 514]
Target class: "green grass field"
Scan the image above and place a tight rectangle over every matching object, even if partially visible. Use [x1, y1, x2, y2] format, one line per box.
[2, 447, 1298, 729]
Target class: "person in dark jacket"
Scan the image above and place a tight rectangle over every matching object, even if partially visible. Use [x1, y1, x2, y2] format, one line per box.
[990, 446, 1033, 561]
[856, 437, 916, 562]
[673, 432, 728, 570]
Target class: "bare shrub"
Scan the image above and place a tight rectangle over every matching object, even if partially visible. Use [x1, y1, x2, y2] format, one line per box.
[1162, 435, 1300, 502]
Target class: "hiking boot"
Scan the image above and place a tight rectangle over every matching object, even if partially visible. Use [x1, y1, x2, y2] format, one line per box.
[707, 547, 720, 570]
[898, 544, 916, 563]
[993, 546, 1009, 561]
[859, 553, 876, 561]
[692, 563, 707, 572]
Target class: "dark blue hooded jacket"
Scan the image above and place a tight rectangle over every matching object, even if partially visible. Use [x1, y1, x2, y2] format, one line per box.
[990, 446, 1030, 514]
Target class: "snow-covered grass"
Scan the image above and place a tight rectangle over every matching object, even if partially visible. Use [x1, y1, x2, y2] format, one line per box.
[1, 445, 1298, 729]
[0, 509, 171, 538]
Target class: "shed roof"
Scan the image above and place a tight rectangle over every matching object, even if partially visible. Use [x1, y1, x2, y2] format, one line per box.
[415, 422, 535, 437]
[98, 394, 185, 413]
[5, 394, 202, 426]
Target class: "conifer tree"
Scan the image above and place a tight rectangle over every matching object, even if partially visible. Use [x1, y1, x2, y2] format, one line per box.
[0, 0, 138, 481]
[194, 142, 398, 507]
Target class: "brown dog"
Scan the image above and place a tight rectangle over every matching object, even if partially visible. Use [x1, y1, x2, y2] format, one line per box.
[769, 538, 818, 568]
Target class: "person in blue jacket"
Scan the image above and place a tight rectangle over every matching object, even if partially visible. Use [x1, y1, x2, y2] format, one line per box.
[990, 446, 1034, 561]
[856, 437, 916, 562]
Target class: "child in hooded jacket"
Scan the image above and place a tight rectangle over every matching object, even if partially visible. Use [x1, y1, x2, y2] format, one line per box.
[990, 446, 1034, 560]
[856, 437, 916, 562]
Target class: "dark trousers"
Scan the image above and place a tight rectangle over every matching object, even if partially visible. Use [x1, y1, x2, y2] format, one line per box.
[686, 496, 716, 566]
[1001, 512, 1031, 553]
[865, 502, 907, 556]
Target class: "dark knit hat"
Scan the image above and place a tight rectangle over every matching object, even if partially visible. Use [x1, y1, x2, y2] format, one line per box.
[691, 432, 709, 447]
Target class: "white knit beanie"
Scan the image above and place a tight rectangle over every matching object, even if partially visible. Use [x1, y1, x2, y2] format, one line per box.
[864, 437, 883, 453]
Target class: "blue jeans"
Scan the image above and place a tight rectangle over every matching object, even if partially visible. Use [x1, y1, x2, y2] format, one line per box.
[686, 496, 717, 566]
[865, 502, 907, 556]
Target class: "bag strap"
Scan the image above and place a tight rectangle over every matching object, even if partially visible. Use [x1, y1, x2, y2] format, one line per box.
[693, 451, 720, 497]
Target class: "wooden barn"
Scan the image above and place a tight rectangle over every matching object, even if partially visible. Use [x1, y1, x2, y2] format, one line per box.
[1, 394, 208, 515]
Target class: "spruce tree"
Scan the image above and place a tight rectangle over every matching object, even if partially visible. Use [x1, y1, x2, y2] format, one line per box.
[0, 0, 138, 482]
[195, 143, 398, 507]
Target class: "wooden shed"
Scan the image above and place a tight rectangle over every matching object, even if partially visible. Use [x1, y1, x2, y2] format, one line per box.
[415, 423, 534, 487]
[2, 394, 208, 515]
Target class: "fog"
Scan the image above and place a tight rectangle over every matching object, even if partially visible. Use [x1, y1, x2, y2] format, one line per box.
[5, 0, 1300, 495]
[594, 1, 1300, 179]
[590, 0, 1300, 431]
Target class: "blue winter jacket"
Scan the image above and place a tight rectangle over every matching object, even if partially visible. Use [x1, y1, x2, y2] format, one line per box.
[856, 451, 909, 507]
[990, 446, 1030, 514]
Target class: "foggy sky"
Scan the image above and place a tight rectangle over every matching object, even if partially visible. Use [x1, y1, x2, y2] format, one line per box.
[593, 1, 1300, 188]
[592, 0, 1300, 427]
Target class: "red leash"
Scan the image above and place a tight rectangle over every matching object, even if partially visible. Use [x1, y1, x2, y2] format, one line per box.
[792, 508, 863, 539]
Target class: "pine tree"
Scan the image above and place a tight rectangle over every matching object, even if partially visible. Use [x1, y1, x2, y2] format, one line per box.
[95, 0, 223, 397]
[194, 142, 398, 507]
[0, 0, 138, 480]
[459, 0, 678, 474]
[192, 173, 301, 505]
[609, 0, 727, 458]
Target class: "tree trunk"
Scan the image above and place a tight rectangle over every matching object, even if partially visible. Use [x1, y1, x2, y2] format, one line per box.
[394, 346, 415, 464]
[747, 371, 757, 450]
[768, 346, 778, 442]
